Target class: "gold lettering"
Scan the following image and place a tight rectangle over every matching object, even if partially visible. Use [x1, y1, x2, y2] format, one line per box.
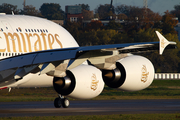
[25, 33, 32, 52]
[161, 39, 165, 48]
[4, 33, 10, 52]
[0, 36, 6, 52]
[48, 34, 54, 49]
[141, 65, 149, 83]
[4, 33, 22, 52]
[2, 32, 63, 53]
[33, 33, 42, 51]
[91, 74, 99, 91]
[41, 32, 47, 50]
[20, 33, 27, 52]
[55, 34, 63, 48]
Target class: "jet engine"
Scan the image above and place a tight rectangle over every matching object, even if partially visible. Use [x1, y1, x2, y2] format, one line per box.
[102, 55, 154, 91]
[53, 64, 104, 99]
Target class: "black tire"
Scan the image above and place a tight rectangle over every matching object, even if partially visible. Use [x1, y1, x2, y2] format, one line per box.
[61, 98, 70, 108]
[54, 97, 61, 108]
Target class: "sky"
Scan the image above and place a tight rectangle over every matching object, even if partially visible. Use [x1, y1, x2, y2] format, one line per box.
[0, 0, 180, 15]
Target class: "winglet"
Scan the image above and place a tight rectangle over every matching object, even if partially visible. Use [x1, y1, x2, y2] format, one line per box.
[155, 31, 176, 55]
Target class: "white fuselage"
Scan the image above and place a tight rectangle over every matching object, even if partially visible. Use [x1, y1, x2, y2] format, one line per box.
[0, 15, 79, 88]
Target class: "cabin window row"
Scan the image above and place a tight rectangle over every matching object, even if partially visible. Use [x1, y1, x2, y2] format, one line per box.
[0, 52, 22, 57]
[24, 29, 48, 33]
[0, 28, 48, 33]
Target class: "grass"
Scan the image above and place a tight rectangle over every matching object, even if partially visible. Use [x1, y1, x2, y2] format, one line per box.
[100, 80, 180, 97]
[1, 113, 180, 120]
[0, 80, 180, 102]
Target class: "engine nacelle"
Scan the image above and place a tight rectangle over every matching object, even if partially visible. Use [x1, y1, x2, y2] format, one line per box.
[102, 55, 154, 91]
[53, 64, 104, 99]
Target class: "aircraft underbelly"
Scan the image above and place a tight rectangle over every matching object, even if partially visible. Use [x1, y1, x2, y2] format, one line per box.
[13, 73, 53, 88]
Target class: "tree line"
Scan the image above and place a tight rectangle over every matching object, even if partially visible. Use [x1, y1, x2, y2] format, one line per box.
[64, 4, 180, 73]
[0, 3, 180, 73]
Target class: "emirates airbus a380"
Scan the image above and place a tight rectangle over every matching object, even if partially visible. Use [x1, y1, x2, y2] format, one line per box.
[0, 14, 176, 108]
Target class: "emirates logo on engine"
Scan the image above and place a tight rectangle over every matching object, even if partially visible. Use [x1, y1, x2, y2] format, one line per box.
[91, 74, 99, 91]
[141, 65, 149, 83]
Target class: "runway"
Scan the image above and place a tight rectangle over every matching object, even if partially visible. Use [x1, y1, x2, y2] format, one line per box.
[0, 99, 180, 117]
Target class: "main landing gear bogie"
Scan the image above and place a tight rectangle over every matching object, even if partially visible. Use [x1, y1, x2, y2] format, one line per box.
[54, 95, 70, 108]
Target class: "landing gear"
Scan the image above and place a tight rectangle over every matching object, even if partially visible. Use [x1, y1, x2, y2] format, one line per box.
[54, 95, 70, 108]
[54, 97, 61, 108]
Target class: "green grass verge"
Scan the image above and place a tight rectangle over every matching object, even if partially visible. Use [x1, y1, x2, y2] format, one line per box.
[0, 80, 180, 102]
[1, 113, 180, 120]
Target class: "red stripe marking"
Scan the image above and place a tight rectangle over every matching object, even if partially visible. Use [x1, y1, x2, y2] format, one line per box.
[0, 87, 8, 90]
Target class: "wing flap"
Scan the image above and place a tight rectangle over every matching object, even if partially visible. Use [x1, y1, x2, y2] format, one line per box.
[14, 65, 38, 80]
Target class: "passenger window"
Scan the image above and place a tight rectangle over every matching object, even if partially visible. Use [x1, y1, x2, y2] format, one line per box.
[16, 29, 19, 32]
[46, 29, 48, 33]
[34, 29, 36, 32]
[25, 29, 27, 32]
[37, 29, 39, 32]
[1, 28, 3, 32]
[31, 29, 34, 32]
[28, 29, 31, 32]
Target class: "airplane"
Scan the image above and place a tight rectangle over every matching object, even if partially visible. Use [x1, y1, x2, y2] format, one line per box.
[0, 14, 176, 108]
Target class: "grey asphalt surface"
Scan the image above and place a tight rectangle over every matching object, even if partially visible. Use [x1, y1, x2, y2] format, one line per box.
[0, 99, 180, 117]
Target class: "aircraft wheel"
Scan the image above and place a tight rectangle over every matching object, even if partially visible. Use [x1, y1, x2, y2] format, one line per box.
[61, 98, 70, 108]
[54, 97, 61, 108]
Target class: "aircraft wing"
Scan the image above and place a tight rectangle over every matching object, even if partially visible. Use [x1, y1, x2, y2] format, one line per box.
[0, 31, 176, 81]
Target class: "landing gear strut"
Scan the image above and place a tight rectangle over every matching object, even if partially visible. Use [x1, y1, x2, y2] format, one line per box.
[54, 95, 70, 108]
